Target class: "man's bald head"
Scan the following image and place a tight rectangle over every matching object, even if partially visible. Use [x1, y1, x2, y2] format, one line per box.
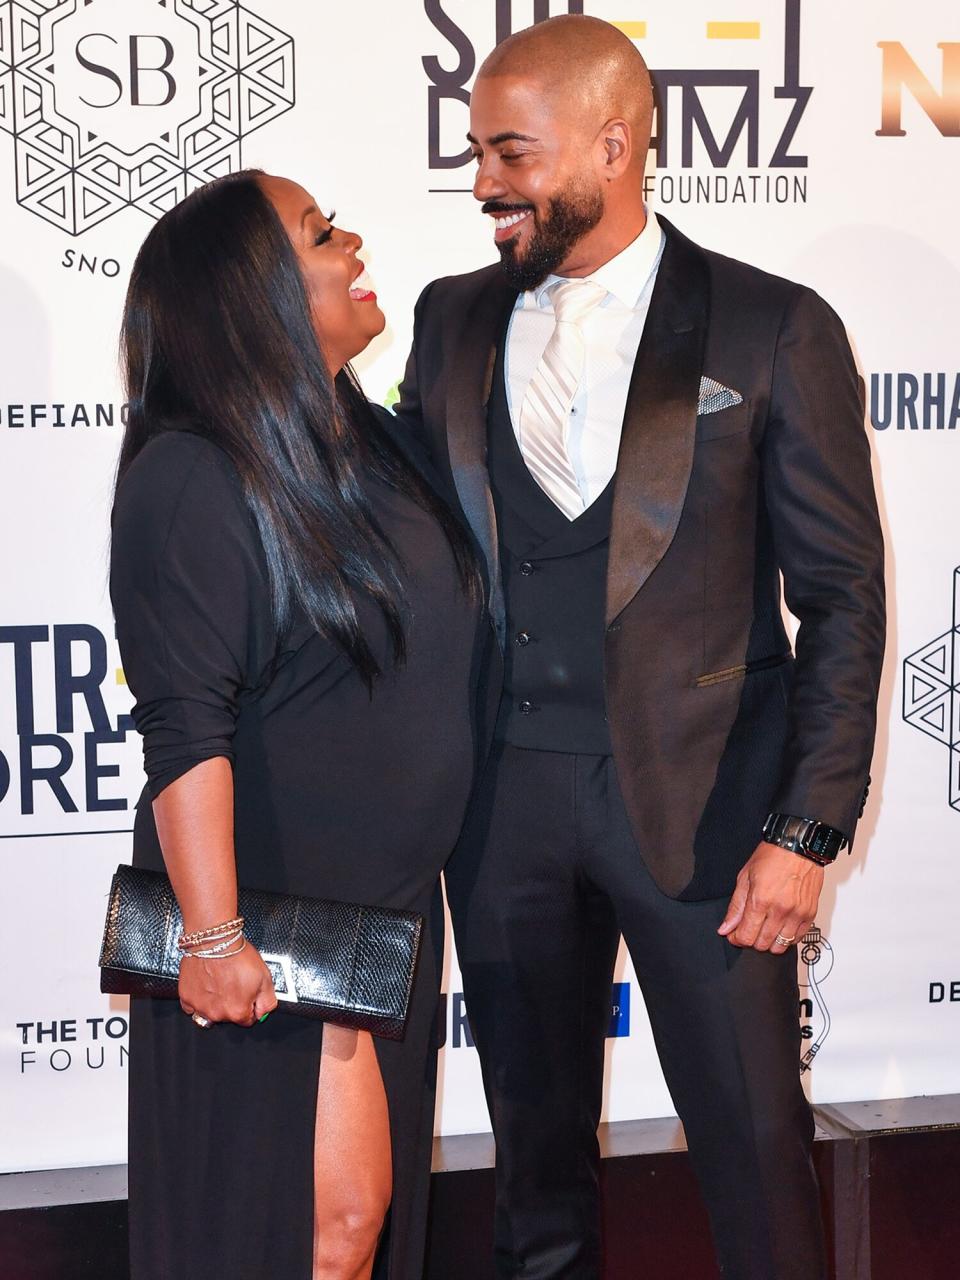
[469, 16, 654, 286]
[477, 15, 654, 156]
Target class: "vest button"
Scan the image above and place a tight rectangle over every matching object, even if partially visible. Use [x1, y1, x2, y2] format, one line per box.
[518, 700, 535, 715]
[516, 631, 531, 647]
[519, 561, 535, 576]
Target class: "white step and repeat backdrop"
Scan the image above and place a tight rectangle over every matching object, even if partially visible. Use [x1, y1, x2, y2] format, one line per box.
[1, 0, 958, 1172]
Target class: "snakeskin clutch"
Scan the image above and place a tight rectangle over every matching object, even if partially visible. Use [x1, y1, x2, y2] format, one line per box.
[98, 864, 423, 1040]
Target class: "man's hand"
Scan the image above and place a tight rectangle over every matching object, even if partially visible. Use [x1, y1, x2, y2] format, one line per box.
[718, 842, 824, 954]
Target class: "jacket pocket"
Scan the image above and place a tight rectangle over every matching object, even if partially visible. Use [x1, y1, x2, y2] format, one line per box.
[695, 402, 751, 443]
[695, 652, 791, 688]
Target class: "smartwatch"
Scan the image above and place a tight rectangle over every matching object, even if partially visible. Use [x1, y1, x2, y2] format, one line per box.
[761, 813, 848, 867]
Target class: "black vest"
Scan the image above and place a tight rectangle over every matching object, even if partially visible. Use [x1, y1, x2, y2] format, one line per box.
[487, 339, 614, 754]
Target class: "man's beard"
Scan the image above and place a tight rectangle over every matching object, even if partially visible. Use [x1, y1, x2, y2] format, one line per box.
[494, 181, 605, 292]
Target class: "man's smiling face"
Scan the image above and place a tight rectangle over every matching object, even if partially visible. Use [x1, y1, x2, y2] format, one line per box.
[468, 74, 605, 292]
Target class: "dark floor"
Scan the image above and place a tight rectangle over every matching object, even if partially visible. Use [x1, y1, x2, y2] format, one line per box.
[2, 1095, 959, 1279]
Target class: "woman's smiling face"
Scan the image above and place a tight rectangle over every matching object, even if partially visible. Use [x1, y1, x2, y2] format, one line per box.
[259, 174, 385, 375]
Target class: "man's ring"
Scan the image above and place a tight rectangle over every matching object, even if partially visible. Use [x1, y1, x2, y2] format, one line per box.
[774, 933, 796, 948]
[191, 1012, 212, 1029]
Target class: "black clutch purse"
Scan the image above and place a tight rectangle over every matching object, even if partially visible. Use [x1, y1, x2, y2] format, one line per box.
[98, 864, 423, 1040]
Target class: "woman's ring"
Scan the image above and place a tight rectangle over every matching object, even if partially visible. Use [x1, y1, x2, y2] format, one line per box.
[191, 1012, 212, 1029]
[774, 933, 796, 948]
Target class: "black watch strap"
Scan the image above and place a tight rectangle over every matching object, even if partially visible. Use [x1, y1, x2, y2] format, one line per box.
[762, 813, 848, 866]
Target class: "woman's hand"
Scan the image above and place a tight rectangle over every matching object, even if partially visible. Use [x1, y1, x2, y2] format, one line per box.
[149, 758, 277, 1028]
[179, 943, 279, 1027]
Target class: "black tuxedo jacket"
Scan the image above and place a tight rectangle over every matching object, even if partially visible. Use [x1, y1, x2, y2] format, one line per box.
[395, 218, 885, 900]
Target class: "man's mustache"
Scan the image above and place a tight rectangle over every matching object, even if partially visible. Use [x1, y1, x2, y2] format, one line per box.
[481, 201, 535, 216]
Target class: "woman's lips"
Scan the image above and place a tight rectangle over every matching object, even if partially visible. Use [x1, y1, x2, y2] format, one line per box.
[349, 267, 377, 303]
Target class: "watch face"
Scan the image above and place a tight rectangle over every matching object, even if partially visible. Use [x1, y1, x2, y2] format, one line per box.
[807, 825, 840, 858]
[764, 815, 844, 860]
[806, 826, 826, 854]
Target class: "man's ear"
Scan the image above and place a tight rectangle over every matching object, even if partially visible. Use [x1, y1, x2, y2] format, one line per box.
[598, 119, 631, 180]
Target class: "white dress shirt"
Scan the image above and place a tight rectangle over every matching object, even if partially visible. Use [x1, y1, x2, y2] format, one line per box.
[505, 210, 666, 509]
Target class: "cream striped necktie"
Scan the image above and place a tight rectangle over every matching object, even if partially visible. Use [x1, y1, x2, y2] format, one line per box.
[518, 278, 607, 520]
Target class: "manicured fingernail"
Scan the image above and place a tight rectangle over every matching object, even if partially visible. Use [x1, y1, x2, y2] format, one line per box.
[258, 1012, 270, 1023]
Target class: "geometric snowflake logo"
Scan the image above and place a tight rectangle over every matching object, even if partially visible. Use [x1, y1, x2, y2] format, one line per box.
[903, 565, 960, 814]
[0, 0, 294, 234]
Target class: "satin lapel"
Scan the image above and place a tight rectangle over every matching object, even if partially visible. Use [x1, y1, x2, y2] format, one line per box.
[445, 271, 517, 645]
[606, 220, 710, 625]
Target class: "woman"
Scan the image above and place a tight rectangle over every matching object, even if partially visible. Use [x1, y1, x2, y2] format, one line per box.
[110, 170, 482, 1280]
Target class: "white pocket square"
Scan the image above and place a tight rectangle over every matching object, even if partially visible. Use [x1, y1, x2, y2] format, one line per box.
[698, 377, 743, 415]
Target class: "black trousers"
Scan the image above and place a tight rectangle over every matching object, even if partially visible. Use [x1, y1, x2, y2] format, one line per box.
[445, 744, 827, 1280]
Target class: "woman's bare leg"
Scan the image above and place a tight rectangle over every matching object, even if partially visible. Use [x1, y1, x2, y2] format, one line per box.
[312, 1026, 392, 1280]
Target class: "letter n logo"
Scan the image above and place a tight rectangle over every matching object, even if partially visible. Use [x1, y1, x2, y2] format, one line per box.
[877, 42, 960, 136]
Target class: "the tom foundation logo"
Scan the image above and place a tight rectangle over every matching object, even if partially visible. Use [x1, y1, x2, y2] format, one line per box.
[0, 0, 295, 234]
[798, 924, 833, 1072]
[424, 0, 811, 206]
[903, 566, 960, 815]
[0, 623, 142, 837]
[15, 1011, 128, 1074]
[877, 40, 960, 138]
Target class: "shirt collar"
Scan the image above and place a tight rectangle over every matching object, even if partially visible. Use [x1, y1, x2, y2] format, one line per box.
[531, 209, 664, 311]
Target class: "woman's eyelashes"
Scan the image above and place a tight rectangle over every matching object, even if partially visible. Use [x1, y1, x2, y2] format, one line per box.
[314, 210, 337, 247]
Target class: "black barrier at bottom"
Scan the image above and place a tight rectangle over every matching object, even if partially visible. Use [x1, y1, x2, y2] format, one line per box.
[2, 1097, 959, 1280]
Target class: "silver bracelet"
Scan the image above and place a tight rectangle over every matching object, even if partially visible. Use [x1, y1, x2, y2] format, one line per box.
[185, 926, 243, 955]
[183, 935, 247, 960]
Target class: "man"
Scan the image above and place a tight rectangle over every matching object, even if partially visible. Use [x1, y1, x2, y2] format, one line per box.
[396, 16, 884, 1279]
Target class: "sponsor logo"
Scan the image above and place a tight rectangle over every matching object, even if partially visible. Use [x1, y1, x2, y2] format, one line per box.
[645, 0, 811, 207]
[869, 373, 960, 431]
[438, 990, 474, 1049]
[423, 0, 584, 175]
[903, 567, 960, 815]
[608, 980, 630, 1038]
[423, 0, 811, 205]
[0, 623, 141, 836]
[1, 399, 127, 429]
[877, 41, 960, 137]
[798, 924, 833, 1072]
[437, 983, 631, 1049]
[929, 981, 960, 1004]
[0, 0, 295, 234]
[14, 1012, 128, 1074]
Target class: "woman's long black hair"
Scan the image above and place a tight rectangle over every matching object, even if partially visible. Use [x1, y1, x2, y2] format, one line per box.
[118, 169, 480, 684]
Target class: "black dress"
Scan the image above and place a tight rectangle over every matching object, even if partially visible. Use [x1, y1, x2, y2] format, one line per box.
[110, 428, 480, 1280]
